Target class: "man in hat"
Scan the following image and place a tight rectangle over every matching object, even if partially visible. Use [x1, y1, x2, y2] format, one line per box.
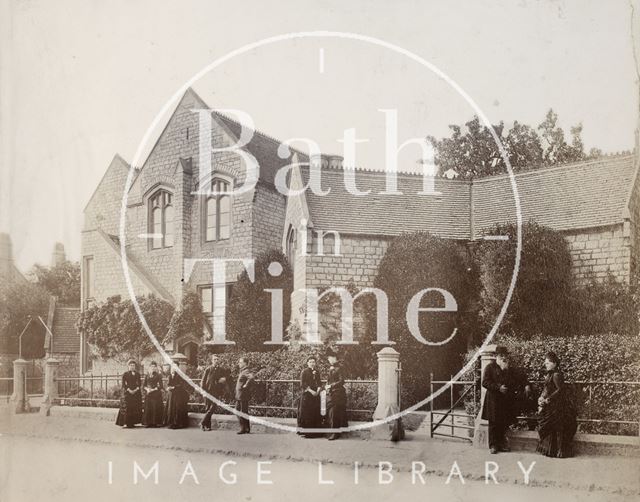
[200, 352, 231, 431]
[481, 346, 531, 453]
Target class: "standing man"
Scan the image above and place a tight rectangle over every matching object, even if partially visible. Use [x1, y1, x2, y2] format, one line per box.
[235, 357, 254, 435]
[481, 345, 531, 454]
[325, 350, 348, 441]
[200, 352, 230, 431]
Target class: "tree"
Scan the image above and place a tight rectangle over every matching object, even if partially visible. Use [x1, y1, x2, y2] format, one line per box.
[429, 109, 597, 179]
[227, 249, 293, 351]
[365, 232, 478, 403]
[0, 280, 50, 356]
[30, 260, 81, 307]
[537, 109, 586, 165]
[475, 222, 574, 338]
[76, 294, 174, 363]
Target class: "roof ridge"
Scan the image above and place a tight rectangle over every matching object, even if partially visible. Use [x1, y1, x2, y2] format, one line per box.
[472, 152, 635, 184]
[213, 110, 309, 158]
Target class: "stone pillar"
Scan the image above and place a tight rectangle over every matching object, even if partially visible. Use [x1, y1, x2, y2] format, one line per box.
[171, 352, 188, 372]
[371, 347, 404, 441]
[10, 359, 29, 413]
[473, 344, 496, 448]
[40, 358, 60, 416]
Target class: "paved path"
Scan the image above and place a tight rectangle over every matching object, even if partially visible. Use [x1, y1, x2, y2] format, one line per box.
[1, 434, 635, 502]
[0, 411, 638, 499]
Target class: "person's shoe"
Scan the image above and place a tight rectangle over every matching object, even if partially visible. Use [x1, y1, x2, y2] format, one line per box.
[327, 434, 338, 441]
[499, 445, 511, 452]
[236, 430, 248, 435]
[490, 447, 498, 454]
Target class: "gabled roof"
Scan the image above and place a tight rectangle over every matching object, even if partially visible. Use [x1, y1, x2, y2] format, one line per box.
[215, 113, 307, 187]
[84, 154, 131, 212]
[136, 87, 303, 190]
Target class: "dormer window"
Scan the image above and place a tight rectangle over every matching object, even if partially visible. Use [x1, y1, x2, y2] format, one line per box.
[149, 190, 174, 249]
[204, 178, 232, 242]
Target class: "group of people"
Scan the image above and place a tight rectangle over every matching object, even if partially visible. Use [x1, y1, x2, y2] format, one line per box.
[482, 346, 578, 458]
[115, 351, 350, 440]
[115, 359, 191, 429]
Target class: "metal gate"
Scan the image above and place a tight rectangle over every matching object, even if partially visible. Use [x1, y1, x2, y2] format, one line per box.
[429, 374, 479, 441]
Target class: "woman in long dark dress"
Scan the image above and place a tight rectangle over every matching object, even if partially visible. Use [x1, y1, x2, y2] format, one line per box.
[164, 367, 190, 429]
[142, 361, 164, 427]
[325, 352, 348, 440]
[297, 356, 322, 437]
[536, 352, 577, 458]
[115, 360, 143, 428]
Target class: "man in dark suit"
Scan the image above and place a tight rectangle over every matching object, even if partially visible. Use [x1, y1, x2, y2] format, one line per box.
[235, 357, 254, 434]
[481, 346, 531, 454]
[200, 353, 230, 431]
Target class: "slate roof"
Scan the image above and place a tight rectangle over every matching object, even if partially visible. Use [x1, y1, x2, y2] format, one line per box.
[471, 154, 636, 238]
[303, 168, 471, 239]
[215, 112, 307, 187]
[51, 307, 80, 353]
[300, 154, 637, 239]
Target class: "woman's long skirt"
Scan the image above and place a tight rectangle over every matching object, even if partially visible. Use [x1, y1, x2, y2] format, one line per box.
[115, 392, 143, 427]
[537, 405, 577, 458]
[143, 392, 164, 426]
[164, 390, 189, 429]
[326, 392, 348, 430]
[298, 393, 322, 430]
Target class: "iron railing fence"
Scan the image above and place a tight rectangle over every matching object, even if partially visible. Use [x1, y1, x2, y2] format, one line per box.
[0, 377, 13, 397]
[516, 380, 640, 436]
[430, 375, 640, 438]
[0, 375, 42, 397]
[54, 374, 377, 420]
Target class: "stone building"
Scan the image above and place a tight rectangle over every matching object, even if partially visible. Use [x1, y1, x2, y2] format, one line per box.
[81, 88, 640, 371]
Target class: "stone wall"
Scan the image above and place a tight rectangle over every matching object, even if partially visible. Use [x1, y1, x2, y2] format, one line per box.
[564, 224, 631, 283]
[80, 230, 153, 303]
[252, 184, 287, 257]
[305, 234, 391, 289]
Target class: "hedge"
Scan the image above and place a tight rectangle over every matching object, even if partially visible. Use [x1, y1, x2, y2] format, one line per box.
[465, 333, 640, 435]
[195, 346, 378, 420]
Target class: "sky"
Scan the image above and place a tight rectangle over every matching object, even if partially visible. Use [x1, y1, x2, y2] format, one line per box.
[1, 0, 639, 271]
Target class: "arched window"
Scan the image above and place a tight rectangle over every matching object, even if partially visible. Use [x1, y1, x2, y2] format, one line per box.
[286, 226, 296, 268]
[204, 178, 231, 242]
[148, 190, 173, 249]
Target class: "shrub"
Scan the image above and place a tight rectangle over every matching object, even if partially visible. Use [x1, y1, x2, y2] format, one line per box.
[0, 280, 50, 356]
[196, 345, 378, 418]
[165, 291, 205, 345]
[77, 294, 174, 363]
[570, 274, 639, 336]
[366, 231, 478, 406]
[467, 333, 640, 435]
[226, 249, 293, 351]
[475, 221, 574, 338]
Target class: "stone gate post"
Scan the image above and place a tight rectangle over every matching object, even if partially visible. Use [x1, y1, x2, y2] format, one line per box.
[10, 358, 29, 413]
[171, 352, 188, 372]
[371, 347, 404, 440]
[473, 344, 496, 448]
[40, 358, 60, 416]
